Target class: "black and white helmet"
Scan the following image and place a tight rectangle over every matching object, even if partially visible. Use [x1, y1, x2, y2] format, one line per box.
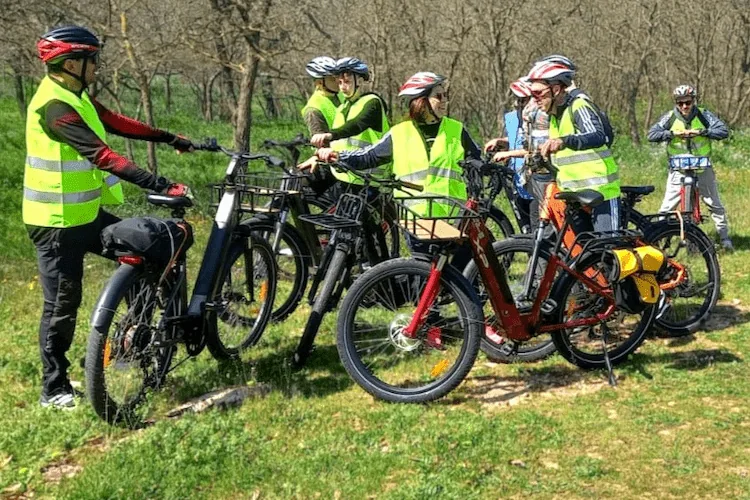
[335, 57, 370, 81]
[306, 56, 337, 79]
[673, 84, 697, 100]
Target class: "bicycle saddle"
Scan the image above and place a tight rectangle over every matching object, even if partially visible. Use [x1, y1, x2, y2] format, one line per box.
[554, 189, 604, 207]
[147, 193, 194, 209]
[620, 186, 655, 196]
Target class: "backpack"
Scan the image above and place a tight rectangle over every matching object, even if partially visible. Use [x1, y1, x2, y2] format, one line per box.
[101, 217, 194, 265]
[569, 89, 615, 148]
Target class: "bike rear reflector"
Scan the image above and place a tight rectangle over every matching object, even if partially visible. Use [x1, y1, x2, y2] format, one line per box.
[118, 255, 143, 265]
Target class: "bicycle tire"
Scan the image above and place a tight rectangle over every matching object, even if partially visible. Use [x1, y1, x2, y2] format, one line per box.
[463, 237, 557, 363]
[486, 206, 515, 241]
[206, 234, 277, 360]
[337, 258, 482, 403]
[241, 218, 311, 322]
[294, 247, 349, 367]
[643, 221, 720, 336]
[85, 264, 178, 426]
[550, 251, 656, 369]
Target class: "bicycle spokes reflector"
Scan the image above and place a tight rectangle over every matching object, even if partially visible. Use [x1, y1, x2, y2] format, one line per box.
[430, 359, 450, 378]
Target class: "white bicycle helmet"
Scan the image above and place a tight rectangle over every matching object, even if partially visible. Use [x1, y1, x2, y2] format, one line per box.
[527, 61, 576, 87]
[673, 84, 697, 100]
[510, 77, 531, 98]
[533, 54, 576, 72]
[398, 72, 446, 99]
[306, 56, 337, 78]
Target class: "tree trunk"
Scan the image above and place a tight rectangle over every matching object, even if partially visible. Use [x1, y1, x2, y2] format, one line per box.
[233, 52, 262, 151]
[261, 74, 279, 119]
[165, 71, 172, 114]
[627, 84, 641, 145]
[12, 66, 25, 118]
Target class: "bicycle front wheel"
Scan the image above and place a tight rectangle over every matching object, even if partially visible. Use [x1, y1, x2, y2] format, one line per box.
[207, 234, 277, 360]
[550, 251, 656, 369]
[86, 264, 179, 425]
[337, 258, 482, 403]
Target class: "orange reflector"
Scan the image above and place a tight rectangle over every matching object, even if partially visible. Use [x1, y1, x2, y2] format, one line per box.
[430, 359, 450, 378]
[103, 339, 112, 368]
[259, 281, 268, 301]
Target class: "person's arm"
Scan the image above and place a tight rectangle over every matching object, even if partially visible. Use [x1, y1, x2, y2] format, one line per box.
[700, 109, 729, 140]
[647, 111, 675, 143]
[461, 129, 482, 160]
[560, 101, 608, 150]
[329, 98, 383, 140]
[44, 100, 169, 190]
[91, 97, 192, 150]
[303, 108, 330, 135]
[337, 132, 394, 170]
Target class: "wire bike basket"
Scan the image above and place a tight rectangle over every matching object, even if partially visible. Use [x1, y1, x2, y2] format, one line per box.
[394, 196, 480, 241]
[210, 171, 305, 214]
[297, 192, 366, 230]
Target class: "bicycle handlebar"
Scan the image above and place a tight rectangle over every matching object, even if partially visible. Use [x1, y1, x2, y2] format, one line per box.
[262, 134, 311, 150]
[323, 160, 424, 192]
[194, 138, 288, 171]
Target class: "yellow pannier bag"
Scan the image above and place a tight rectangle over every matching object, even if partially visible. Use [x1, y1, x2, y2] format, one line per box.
[609, 245, 666, 313]
[610, 245, 666, 281]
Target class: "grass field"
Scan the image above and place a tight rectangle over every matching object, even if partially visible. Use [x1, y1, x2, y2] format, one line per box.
[1, 91, 749, 499]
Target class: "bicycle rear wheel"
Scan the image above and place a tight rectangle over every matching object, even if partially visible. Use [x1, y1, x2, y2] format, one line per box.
[644, 221, 720, 336]
[337, 258, 482, 403]
[86, 264, 179, 425]
[207, 234, 277, 360]
[550, 251, 656, 369]
[463, 237, 557, 363]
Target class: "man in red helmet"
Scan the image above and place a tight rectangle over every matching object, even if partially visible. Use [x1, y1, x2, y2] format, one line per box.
[27, 25, 193, 409]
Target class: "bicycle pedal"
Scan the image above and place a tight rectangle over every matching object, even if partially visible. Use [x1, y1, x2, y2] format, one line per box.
[541, 299, 558, 315]
[515, 301, 533, 314]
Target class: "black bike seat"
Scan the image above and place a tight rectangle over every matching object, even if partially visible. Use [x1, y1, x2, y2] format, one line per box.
[147, 193, 194, 209]
[554, 189, 604, 207]
[620, 185, 655, 196]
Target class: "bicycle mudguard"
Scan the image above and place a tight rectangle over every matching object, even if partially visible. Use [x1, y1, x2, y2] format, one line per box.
[90, 264, 142, 333]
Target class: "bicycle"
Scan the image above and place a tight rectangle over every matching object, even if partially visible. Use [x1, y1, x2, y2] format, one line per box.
[85, 139, 279, 425]
[291, 161, 423, 368]
[468, 157, 719, 363]
[246, 136, 400, 322]
[336, 159, 660, 402]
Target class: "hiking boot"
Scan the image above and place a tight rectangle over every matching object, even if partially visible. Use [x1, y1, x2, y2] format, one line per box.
[721, 238, 735, 252]
[40, 390, 76, 410]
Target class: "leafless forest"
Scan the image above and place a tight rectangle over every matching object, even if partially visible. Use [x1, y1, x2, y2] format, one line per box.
[4, 0, 750, 154]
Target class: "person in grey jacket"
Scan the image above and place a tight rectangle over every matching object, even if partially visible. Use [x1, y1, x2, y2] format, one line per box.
[647, 84, 732, 250]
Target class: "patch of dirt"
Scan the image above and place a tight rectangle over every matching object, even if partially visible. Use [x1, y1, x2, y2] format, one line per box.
[464, 367, 609, 408]
[40, 459, 82, 484]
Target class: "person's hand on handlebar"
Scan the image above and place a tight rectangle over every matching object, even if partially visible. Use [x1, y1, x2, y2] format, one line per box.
[539, 138, 564, 158]
[316, 148, 338, 163]
[484, 137, 509, 152]
[164, 182, 194, 199]
[491, 150, 517, 163]
[310, 133, 333, 148]
[169, 134, 195, 153]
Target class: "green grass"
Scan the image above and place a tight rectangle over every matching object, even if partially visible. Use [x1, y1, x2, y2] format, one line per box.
[1, 92, 750, 499]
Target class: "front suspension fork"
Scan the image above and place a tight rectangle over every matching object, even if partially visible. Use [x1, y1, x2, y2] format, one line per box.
[402, 254, 449, 338]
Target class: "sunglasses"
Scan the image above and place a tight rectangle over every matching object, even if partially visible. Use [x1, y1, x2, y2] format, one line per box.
[530, 87, 552, 99]
[431, 91, 448, 101]
[676, 100, 693, 108]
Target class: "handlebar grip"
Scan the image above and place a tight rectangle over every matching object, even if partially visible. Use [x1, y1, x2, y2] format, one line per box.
[399, 180, 424, 192]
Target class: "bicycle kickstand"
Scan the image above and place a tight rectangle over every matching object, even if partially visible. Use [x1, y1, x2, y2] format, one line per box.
[600, 324, 618, 387]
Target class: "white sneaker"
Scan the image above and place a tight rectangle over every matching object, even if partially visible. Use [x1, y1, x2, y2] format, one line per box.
[40, 391, 76, 410]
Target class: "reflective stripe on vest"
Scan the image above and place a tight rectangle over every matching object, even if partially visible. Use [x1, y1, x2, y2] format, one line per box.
[300, 89, 338, 129]
[550, 97, 620, 201]
[667, 109, 711, 157]
[25, 156, 93, 172]
[391, 117, 466, 217]
[24, 76, 112, 227]
[330, 94, 390, 184]
[24, 187, 101, 204]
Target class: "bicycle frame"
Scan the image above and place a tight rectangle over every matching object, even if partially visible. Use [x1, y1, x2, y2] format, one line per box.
[401, 196, 618, 343]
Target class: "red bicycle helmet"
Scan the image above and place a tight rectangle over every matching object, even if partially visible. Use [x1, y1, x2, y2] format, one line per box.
[37, 26, 101, 64]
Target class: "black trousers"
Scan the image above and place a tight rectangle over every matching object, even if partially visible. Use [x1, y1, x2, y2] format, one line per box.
[26, 210, 121, 397]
